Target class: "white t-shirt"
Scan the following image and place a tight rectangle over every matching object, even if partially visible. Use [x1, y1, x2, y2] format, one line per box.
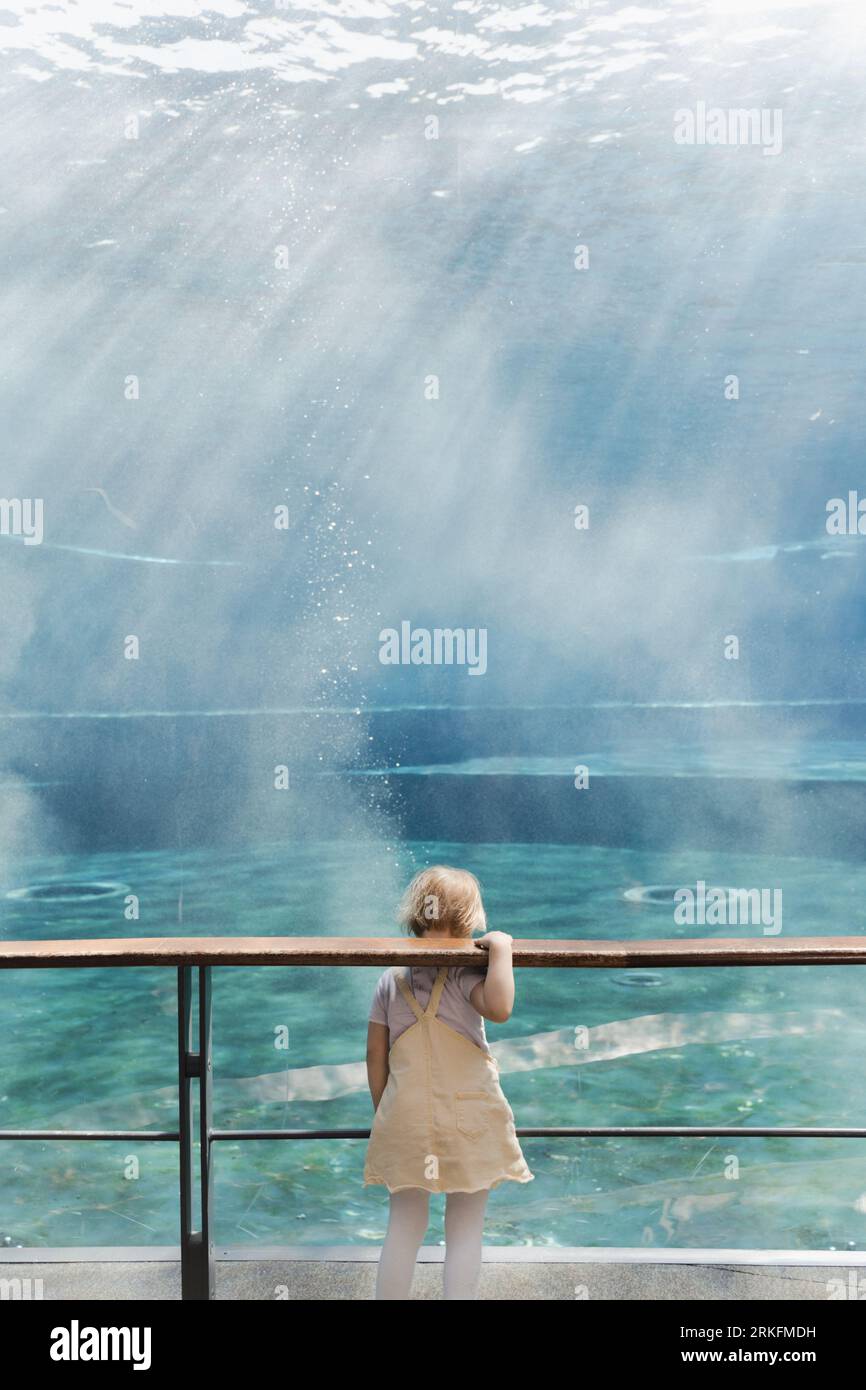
[369, 964, 489, 1053]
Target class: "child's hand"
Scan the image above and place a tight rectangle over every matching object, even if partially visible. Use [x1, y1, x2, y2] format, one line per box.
[472, 933, 515, 1020]
[474, 931, 513, 952]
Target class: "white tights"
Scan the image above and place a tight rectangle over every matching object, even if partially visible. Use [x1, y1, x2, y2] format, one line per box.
[374, 1188, 489, 1300]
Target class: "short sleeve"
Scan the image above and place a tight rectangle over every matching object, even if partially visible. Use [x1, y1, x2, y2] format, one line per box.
[456, 966, 486, 1007]
[368, 972, 389, 1026]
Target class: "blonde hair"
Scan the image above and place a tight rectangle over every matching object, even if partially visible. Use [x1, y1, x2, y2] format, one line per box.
[397, 865, 487, 939]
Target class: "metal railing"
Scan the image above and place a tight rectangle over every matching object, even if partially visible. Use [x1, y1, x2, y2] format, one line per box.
[2, 934, 865, 1299]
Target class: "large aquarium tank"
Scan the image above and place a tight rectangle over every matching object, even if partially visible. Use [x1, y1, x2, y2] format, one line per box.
[2, 0, 866, 1255]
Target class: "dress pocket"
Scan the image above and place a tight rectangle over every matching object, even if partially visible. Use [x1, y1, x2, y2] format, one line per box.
[454, 1090, 489, 1141]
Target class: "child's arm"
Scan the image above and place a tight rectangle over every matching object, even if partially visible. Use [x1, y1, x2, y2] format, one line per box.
[469, 931, 515, 1023]
[366, 1022, 390, 1109]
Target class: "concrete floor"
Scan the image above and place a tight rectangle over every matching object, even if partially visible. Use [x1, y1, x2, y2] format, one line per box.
[0, 1257, 858, 1300]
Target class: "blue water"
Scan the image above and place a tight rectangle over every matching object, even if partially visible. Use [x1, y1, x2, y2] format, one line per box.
[2, 1, 866, 712]
[2, 1, 866, 1252]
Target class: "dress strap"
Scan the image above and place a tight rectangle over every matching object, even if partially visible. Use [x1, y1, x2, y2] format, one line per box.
[394, 968, 425, 1022]
[423, 966, 449, 1019]
[393, 965, 449, 1022]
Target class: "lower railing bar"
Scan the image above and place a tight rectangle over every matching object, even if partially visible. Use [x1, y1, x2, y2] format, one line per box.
[0, 1130, 178, 1141]
[2, 1126, 863, 1142]
[209, 1126, 866, 1140]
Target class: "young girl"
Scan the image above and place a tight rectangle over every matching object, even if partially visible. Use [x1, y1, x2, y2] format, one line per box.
[364, 865, 533, 1300]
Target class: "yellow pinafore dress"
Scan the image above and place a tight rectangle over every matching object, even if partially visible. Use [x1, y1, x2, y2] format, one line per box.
[363, 965, 534, 1195]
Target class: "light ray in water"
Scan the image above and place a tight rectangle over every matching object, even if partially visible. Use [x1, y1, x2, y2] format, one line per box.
[679, 538, 866, 565]
[0, 534, 243, 566]
[47, 1007, 845, 1128]
[4, 697, 866, 720]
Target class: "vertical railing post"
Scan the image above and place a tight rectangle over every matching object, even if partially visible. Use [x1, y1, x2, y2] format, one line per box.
[177, 965, 215, 1299]
[199, 965, 215, 1299]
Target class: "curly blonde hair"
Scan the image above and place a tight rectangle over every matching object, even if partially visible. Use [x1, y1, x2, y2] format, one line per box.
[397, 865, 487, 939]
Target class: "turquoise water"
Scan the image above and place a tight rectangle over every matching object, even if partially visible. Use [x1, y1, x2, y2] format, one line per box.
[3, 838, 866, 1250]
